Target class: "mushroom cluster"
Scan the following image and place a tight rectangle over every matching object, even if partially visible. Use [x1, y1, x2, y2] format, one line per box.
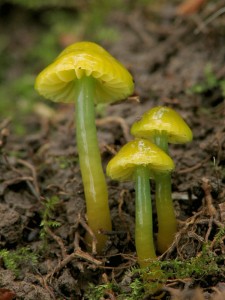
[35, 41, 193, 287]
[107, 106, 192, 268]
[131, 106, 193, 253]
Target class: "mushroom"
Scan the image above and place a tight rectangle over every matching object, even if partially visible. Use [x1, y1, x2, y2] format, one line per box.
[106, 138, 174, 267]
[131, 106, 193, 253]
[35, 41, 134, 252]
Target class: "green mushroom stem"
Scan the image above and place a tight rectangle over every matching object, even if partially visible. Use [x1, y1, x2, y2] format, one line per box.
[75, 76, 112, 252]
[135, 166, 163, 293]
[154, 172, 176, 253]
[153, 131, 169, 154]
[135, 166, 156, 267]
[152, 132, 177, 253]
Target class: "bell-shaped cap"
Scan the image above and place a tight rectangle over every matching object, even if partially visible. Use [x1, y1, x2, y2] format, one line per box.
[131, 106, 193, 144]
[35, 41, 134, 104]
[106, 139, 174, 181]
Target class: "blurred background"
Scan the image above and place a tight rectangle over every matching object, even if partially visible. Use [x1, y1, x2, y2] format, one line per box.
[0, 0, 157, 134]
[1, 0, 224, 134]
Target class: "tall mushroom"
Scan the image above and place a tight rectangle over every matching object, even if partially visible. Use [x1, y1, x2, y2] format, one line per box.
[35, 41, 134, 252]
[106, 138, 174, 267]
[131, 106, 193, 253]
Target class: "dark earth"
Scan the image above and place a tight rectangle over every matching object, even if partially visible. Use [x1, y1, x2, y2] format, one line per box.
[0, 1, 225, 299]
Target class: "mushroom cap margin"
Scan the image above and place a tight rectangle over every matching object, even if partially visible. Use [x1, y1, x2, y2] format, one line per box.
[106, 138, 175, 181]
[131, 106, 193, 144]
[35, 41, 134, 104]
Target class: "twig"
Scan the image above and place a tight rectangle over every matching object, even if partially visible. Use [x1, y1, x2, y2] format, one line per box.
[45, 248, 102, 283]
[17, 158, 40, 199]
[46, 227, 67, 259]
[201, 177, 217, 217]
[44, 219, 102, 283]
[2, 176, 34, 190]
[205, 216, 213, 242]
[77, 214, 98, 254]
[195, 6, 225, 34]
[96, 116, 131, 142]
[36, 275, 56, 300]
[177, 156, 210, 174]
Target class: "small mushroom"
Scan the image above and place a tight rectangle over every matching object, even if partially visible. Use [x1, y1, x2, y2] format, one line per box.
[35, 41, 134, 252]
[131, 106, 193, 253]
[106, 138, 174, 267]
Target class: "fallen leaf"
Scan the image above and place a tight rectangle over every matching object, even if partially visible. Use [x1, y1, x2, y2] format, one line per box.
[176, 0, 207, 15]
[0, 288, 16, 300]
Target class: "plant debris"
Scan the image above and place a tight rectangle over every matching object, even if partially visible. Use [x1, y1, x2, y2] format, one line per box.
[0, 1, 225, 299]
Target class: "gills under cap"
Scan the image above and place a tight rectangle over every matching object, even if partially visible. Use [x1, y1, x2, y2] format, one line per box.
[106, 139, 174, 181]
[131, 106, 193, 144]
[35, 41, 134, 104]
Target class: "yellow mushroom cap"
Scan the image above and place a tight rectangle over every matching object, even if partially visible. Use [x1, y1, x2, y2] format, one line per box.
[106, 139, 174, 181]
[35, 41, 134, 104]
[131, 106, 193, 144]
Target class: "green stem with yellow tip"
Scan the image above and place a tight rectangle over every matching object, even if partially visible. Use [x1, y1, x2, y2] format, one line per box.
[75, 76, 112, 253]
[153, 132, 177, 253]
[135, 166, 156, 267]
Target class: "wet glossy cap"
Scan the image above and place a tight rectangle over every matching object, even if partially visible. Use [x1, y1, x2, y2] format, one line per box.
[35, 41, 134, 104]
[131, 106, 193, 144]
[106, 139, 174, 181]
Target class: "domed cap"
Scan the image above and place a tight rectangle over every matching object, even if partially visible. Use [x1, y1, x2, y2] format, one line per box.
[35, 41, 134, 104]
[131, 106, 193, 144]
[106, 139, 174, 181]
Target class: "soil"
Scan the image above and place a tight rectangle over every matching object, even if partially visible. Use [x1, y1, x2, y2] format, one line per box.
[0, 1, 225, 299]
